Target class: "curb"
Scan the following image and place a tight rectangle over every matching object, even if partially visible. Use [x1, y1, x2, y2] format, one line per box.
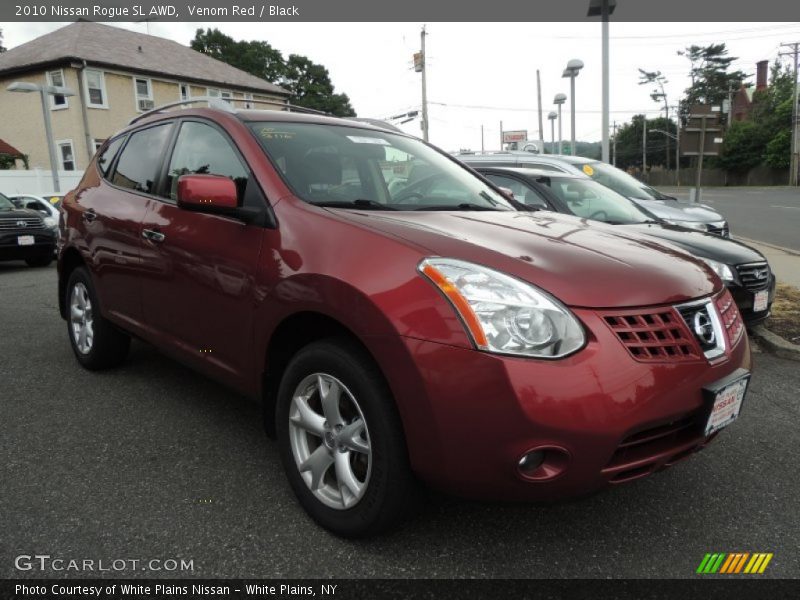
[750, 326, 800, 362]
[735, 236, 800, 258]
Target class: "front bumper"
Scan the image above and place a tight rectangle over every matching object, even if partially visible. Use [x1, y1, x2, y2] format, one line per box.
[729, 275, 776, 326]
[0, 230, 57, 261]
[388, 306, 751, 501]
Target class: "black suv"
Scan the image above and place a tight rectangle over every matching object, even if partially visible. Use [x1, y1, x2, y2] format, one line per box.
[0, 192, 56, 267]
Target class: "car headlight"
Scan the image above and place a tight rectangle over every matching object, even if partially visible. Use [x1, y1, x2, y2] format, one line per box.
[699, 257, 734, 282]
[664, 219, 707, 232]
[43, 216, 58, 229]
[419, 258, 585, 358]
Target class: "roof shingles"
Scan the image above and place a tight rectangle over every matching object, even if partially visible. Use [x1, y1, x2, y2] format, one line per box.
[0, 21, 288, 96]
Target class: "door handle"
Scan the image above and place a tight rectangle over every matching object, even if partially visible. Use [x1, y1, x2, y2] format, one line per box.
[142, 228, 166, 243]
[82, 208, 97, 223]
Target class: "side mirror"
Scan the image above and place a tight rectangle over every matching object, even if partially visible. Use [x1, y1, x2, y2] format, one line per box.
[177, 174, 238, 210]
[498, 186, 515, 199]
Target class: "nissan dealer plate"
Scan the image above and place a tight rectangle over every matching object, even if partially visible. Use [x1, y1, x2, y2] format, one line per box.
[17, 235, 35, 246]
[753, 290, 769, 313]
[704, 370, 750, 436]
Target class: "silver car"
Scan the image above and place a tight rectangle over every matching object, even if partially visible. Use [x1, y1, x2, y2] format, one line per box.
[455, 151, 730, 237]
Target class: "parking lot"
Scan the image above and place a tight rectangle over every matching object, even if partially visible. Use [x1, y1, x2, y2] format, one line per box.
[2, 262, 799, 579]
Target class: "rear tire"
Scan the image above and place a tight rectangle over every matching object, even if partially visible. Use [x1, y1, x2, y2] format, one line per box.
[66, 267, 130, 370]
[276, 337, 416, 537]
[26, 255, 53, 267]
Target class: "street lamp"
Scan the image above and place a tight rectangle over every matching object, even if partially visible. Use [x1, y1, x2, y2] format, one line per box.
[588, 1, 616, 163]
[547, 111, 558, 154]
[7, 81, 76, 193]
[553, 93, 567, 155]
[562, 59, 584, 156]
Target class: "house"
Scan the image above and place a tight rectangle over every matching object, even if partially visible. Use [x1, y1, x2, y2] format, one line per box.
[729, 60, 768, 123]
[0, 21, 289, 173]
[0, 138, 26, 169]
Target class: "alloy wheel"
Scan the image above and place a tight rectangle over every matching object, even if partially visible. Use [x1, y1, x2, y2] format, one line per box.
[70, 282, 94, 354]
[288, 373, 372, 510]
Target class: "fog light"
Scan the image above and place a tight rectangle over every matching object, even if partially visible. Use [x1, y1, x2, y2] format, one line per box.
[518, 450, 545, 474]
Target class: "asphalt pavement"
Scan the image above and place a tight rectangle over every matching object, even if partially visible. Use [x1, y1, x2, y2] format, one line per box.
[658, 186, 800, 253]
[2, 264, 799, 579]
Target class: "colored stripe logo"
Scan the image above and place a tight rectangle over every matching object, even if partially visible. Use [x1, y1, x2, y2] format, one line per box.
[697, 553, 773, 574]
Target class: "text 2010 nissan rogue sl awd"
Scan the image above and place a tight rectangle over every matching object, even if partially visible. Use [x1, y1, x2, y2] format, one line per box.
[58, 101, 752, 537]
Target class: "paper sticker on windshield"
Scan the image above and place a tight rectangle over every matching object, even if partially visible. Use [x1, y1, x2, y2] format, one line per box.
[347, 136, 390, 145]
[582, 164, 595, 176]
[259, 127, 295, 141]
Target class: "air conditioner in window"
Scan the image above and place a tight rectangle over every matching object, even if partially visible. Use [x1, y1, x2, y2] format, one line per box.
[138, 99, 155, 111]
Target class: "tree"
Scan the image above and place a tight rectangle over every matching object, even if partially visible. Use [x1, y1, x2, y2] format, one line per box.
[281, 54, 355, 116]
[190, 28, 355, 117]
[718, 60, 794, 171]
[678, 44, 748, 112]
[612, 114, 677, 171]
[0, 28, 6, 53]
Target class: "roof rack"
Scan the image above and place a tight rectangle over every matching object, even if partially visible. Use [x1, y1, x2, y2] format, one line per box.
[128, 96, 330, 125]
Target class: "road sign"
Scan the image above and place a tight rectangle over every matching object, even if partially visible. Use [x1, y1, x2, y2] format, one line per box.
[680, 104, 724, 157]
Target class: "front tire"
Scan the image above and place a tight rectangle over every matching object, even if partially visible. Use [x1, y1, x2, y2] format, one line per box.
[276, 338, 415, 537]
[66, 267, 130, 370]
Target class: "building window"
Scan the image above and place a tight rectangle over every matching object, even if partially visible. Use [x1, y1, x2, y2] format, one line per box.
[84, 69, 107, 108]
[220, 91, 232, 104]
[207, 88, 221, 98]
[94, 139, 106, 153]
[134, 77, 154, 112]
[244, 93, 253, 109]
[57, 140, 75, 171]
[179, 84, 191, 102]
[47, 69, 68, 109]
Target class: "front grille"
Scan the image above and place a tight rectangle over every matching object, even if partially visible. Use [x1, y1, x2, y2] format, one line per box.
[0, 217, 44, 230]
[707, 223, 729, 238]
[736, 262, 770, 292]
[603, 411, 709, 483]
[715, 289, 744, 348]
[602, 309, 701, 362]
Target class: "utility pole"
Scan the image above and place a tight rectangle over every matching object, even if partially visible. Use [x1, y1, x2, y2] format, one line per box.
[420, 25, 429, 142]
[675, 116, 681, 186]
[536, 69, 544, 142]
[499, 120, 503, 150]
[481, 125, 485, 152]
[780, 42, 799, 186]
[601, 0, 611, 163]
[612, 121, 617, 166]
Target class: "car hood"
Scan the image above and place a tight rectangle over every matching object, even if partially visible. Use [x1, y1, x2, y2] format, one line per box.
[335, 210, 719, 308]
[0, 207, 44, 219]
[629, 198, 723, 223]
[618, 223, 765, 265]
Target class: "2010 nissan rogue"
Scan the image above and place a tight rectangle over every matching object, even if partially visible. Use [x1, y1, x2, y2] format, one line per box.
[58, 100, 752, 537]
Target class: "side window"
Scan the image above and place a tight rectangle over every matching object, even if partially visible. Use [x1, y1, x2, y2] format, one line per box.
[112, 123, 172, 194]
[97, 136, 125, 177]
[486, 174, 548, 208]
[166, 121, 249, 204]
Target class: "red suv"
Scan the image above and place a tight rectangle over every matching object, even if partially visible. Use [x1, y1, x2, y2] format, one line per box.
[58, 102, 751, 537]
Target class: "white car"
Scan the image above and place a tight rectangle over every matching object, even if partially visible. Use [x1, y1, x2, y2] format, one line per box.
[9, 194, 61, 254]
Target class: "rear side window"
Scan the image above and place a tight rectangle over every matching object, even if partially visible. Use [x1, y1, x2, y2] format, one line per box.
[97, 136, 125, 177]
[112, 123, 172, 194]
[165, 121, 249, 204]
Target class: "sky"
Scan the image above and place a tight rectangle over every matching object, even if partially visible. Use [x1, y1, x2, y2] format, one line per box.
[3, 21, 800, 151]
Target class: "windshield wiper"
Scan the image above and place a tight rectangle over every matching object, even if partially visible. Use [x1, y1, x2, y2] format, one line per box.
[312, 199, 396, 211]
[414, 203, 502, 211]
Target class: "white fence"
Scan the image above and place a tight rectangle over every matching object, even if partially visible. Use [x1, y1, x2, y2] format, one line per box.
[0, 169, 84, 196]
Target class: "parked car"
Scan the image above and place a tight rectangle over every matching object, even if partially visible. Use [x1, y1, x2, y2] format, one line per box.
[59, 102, 751, 537]
[455, 151, 730, 237]
[0, 192, 57, 267]
[9, 194, 60, 229]
[476, 167, 775, 325]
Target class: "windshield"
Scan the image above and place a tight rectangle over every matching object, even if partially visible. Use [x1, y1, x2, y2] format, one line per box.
[0, 193, 15, 210]
[540, 176, 656, 225]
[248, 122, 514, 211]
[582, 161, 660, 200]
